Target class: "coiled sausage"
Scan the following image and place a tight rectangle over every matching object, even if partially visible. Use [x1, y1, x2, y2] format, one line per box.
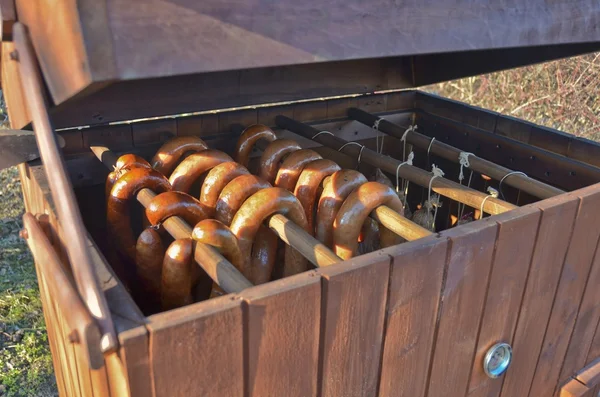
[107, 168, 171, 262]
[333, 182, 405, 260]
[169, 149, 233, 193]
[146, 191, 209, 226]
[135, 227, 164, 313]
[105, 154, 151, 199]
[316, 170, 368, 248]
[151, 136, 208, 176]
[199, 162, 249, 217]
[161, 239, 194, 310]
[230, 187, 311, 277]
[274, 149, 322, 191]
[215, 174, 277, 284]
[258, 139, 302, 184]
[235, 124, 277, 168]
[293, 159, 341, 231]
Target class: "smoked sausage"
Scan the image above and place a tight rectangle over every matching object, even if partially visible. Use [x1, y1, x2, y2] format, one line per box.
[169, 149, 233, 193]
[146, 191, 209, 226]
[105, 154, 151, 199]
[161, 239, 194, 310]
[258, 139, 301, 183]
[199, 162, 249, 217]
[151, 136, 208, 176]
[135, 227, 164, 313]
[293, 159, 341, 230]
[333, 182, 405, 260]
[235, 124, 277, 168]
[107, 168, 171, 262]
[230, 187, 311, 277]
[316, 170, 368, 248]
[274, 149, 322, 191]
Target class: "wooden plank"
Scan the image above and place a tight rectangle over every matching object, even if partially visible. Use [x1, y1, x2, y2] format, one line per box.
[568, 138, 600, 169]
[576, 357, 600, 388]
[0, 0, 17, 40]
[242, 271, 321, 397]
[587, 320, 600, 367]
[147, 296, 243, 396]
[467, 206, 541, 397]
[385, 91, 416, 112]
[257, 104, 295, 127]
[132, 119, 176, 147]
[293, 101, 328, 122]
[530, 188, 600, 397]
[82, 124, 134, 151]
[529, 125, 572, 157]
[218, 109, 258, 134]
[560, 378, 593, 397]
[113, 314, 152, 397]
[326, 97, 359, 120]
[499, 195, 580, 397]
[426, 219, 498, 397]
[378, 236, 449, 397]
[317, 252, 390, 397]
[2, 41, 32, 129]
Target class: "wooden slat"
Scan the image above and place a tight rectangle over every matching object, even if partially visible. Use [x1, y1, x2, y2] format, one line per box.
[499, 195, 580, 397]
[243, 272, 321, 397]
[2, 41, 32, 129]
[147, 296, 244, 397]
[378, 236, 449, 397]
[467, 206, 541, 397]
[317, 252, 390, 397]
[530, 188, 600, 397]
[113, 314, 152, 397]
[587, 321, 600, 367]
[560, 378, 594, 397]
[426, 220, 498, 397]
[577, 357, 600, 388]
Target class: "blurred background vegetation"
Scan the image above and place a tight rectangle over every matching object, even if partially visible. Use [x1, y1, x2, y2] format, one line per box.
[0, 52, 599, 396]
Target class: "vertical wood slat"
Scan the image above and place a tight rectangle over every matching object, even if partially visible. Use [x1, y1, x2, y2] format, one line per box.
[147, 296, 244, 397]
[467, 206, 541, 397]
[426, 220, 499, 397]
[243, 272, 321, 397]
[318, 252, 390, 397]
[499, 195, 580, 397]
[586, 320, 600, 366]
[113, 314, 152, 397]
[531, 188, 600, 397]
[378, 236, 449, 397]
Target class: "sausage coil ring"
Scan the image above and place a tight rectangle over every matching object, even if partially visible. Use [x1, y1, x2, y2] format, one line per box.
[107, 168, 172, 262]
[169, 149, 233, 193]
[235, 124, 277, 167]
[258, 139, 302, 183]
[146, 191, 209, 227]
[151, 136, 208, 176]
[274, 149, 323, 191]
[105, 154, 151, 198]
[161, 239, 195, 310]
[230, 187, 311, 277]
[316, 170, 368, 248]
[333, 182, 405, 260]
[192, 219, 245, 296]
[199, 162, 250, 217]
[135, 227, 165, 313]
[293, 159, 341, 230]
[215, 175, 277, 283]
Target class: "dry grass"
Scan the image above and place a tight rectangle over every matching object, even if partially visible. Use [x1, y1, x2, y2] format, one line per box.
[0, 52, 598, 396]
[426, 52, 600, 141]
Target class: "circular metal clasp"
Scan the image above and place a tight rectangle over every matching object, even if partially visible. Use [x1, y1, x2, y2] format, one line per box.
[483, 342, 512, 378]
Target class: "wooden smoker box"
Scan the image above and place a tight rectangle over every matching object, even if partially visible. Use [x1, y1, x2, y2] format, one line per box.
[3, 1, 600, 396]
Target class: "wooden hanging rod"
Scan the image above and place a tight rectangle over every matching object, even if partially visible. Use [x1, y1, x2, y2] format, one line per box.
[275, 116, 517, 215]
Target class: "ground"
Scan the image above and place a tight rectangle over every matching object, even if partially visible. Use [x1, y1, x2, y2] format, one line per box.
[0, 53, 599, 396]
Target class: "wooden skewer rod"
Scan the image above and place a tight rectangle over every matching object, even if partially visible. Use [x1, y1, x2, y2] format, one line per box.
[275, 116, 517, 215]
[92, 147, 342, 275]
[251, 139, 433, 241]
[348, 107, 564, 199]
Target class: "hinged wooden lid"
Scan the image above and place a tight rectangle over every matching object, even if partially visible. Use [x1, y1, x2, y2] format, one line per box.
[9, 0, 600, 129]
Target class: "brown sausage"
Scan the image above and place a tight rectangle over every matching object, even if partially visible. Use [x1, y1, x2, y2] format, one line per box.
[151, 136, 208, 176]
[135, 227, 164, 313]
[333, 182, 405, 260]
[107, 168, 172, 262]
[199, 162, 249, 217]
[215, 174, 271, 225]
[146, 191, 209, 226]
[357, 218, 380, 255]
[230, 187, 311, 277]
[258, 139, 302, 184]
[315, 170, 368, 248]
[215, 175, 277, 284]
[169, 149, 233, 193]
[105, 154, 151, 198]
[273, 149, 322, 191]
[161, 238, 194, 310]
[235, 124, 277, 167]
[293, 159, 341, 231]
